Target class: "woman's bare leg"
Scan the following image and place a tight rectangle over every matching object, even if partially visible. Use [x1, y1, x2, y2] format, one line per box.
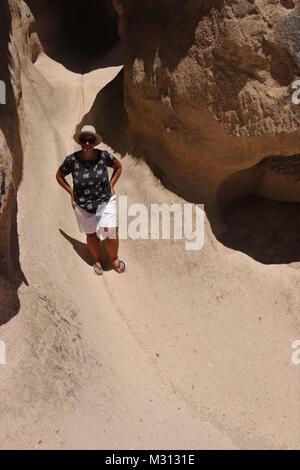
[103, 228, 119, 263]
[86, 233, 101, 264]
[101, 228, 125, 272]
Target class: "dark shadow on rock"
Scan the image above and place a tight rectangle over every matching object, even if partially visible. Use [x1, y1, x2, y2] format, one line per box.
[125, 0, 223, 74]
[0, 0, 26, 325]
[81, 43, 125, 74]
[0, 275, 20, 326]
[220, 194, 300, 265]
[59, 229, 113, 271]
[75, 69, 129, 157]
[27, 0, 120, 74]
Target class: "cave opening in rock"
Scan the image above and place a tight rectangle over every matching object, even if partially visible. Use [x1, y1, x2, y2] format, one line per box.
[27, 0, 120, 73]
[218, 155, 300, 265]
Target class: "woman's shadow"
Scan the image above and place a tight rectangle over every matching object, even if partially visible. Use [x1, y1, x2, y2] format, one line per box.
[59, 229, 113, 271]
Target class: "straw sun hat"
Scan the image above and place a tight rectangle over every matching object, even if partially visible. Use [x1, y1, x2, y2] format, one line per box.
[73, 125, 102, 146]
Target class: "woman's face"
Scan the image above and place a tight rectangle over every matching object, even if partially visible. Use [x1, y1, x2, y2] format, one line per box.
[80, 134, 96, 152]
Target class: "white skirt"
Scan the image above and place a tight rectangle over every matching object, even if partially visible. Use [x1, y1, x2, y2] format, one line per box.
[74, 195, 117, 238]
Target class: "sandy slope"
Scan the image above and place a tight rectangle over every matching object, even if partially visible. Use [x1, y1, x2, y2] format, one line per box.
[0, 47, 299, 450]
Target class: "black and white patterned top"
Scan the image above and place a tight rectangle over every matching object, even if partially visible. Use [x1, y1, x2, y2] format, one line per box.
[59, 149, 117, 213]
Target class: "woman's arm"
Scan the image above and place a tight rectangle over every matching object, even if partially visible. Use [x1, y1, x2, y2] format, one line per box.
[56, 169, 75, 208]
[110, 160, 122, 195]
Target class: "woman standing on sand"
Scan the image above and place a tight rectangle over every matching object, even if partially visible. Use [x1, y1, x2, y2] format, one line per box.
[56, 125, 126, 276]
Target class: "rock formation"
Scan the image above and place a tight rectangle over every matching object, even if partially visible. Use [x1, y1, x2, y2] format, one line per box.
[0, 0, 29, 279]
[114, 0, 300, 232]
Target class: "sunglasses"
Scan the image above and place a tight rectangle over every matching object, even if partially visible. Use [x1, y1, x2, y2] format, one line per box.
[80, 135, 96, 144]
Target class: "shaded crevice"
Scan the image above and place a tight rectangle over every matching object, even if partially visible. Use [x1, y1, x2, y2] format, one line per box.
[75, 70, 129, 157]
[218, 154, 300, 265]
[0, 0, 24, 292]
[27, 0, 120, 73]
[280, 0, 296, 10]
[221, 195, 300, 265]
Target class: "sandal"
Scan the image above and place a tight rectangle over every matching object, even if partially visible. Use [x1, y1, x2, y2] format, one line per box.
[113, 259, 126, 274]
[93, 262, 103, 276]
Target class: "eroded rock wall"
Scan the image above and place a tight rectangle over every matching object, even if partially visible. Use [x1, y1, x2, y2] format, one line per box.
[115, 0, 300, 229]
[0, 0, 31, 277]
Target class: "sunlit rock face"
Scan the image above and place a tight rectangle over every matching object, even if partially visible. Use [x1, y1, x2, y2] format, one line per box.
[114, 0, 300, 230]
